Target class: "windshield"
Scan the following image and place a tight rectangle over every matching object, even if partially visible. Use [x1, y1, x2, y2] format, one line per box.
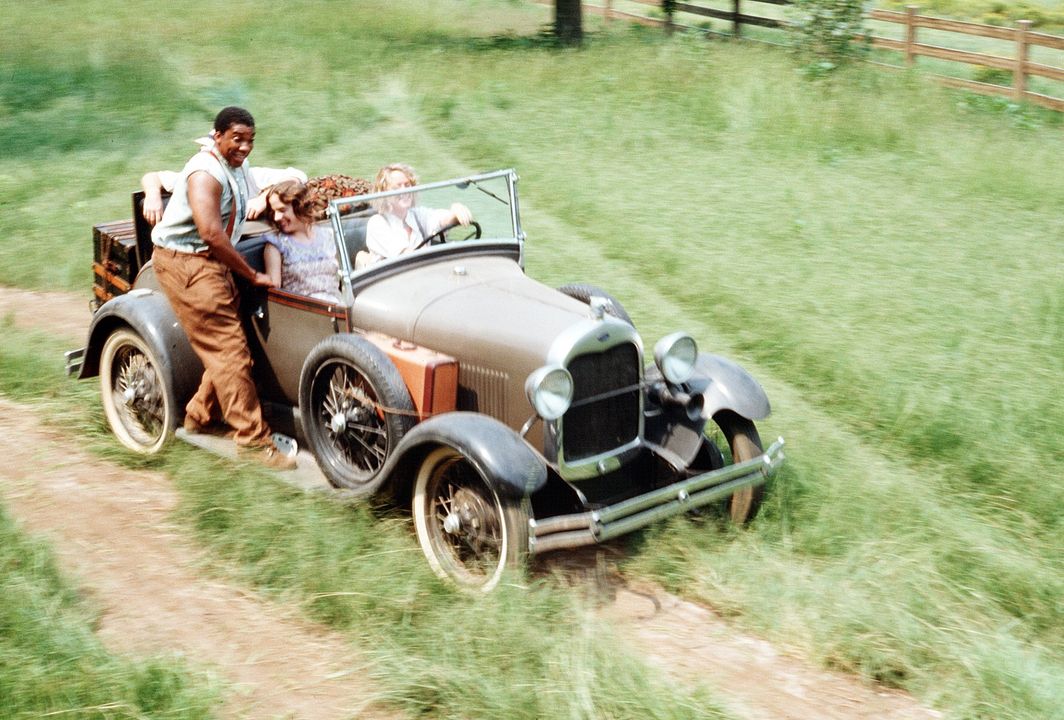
[328, 168, 522, 277]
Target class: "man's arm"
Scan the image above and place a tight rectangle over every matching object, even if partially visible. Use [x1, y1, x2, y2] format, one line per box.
[187, 171, 275, 288]
[140, 172, 167, 226]
[140, 170, 181, 226]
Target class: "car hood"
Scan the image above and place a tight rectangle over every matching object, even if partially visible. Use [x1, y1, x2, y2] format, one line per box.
[351, 256, 595, 364]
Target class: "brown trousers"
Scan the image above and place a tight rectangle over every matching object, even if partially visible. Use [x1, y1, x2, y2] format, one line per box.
[152, 247, 271, 447]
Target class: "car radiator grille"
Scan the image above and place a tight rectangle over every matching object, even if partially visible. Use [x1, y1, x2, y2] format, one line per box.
[561, 343, 641, 462]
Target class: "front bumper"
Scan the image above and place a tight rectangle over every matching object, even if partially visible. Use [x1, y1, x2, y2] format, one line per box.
[65, 347, 85, 377]
[528, 436, 785, 554]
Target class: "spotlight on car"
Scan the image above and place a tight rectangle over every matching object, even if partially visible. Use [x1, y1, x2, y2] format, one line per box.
[654, 332, 698, 385]
[525, 365, 574, 420]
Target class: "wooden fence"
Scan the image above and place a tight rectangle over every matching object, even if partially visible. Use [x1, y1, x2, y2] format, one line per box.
[868, 7, 1064, 111]
[541, 1, 1064, 111]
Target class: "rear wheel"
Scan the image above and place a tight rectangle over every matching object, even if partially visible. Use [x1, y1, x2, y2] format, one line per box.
[713, 411, 765, 524]
[299, 336, 415, 492]
[99, 327, 176, 454]
[412, 447, 529, 591]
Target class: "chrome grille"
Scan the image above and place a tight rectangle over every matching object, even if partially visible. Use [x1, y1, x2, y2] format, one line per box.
[561, 343, 641, 461]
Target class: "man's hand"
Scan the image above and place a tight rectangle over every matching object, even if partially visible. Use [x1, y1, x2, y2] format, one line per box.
[246, 191, 268, 220]
[251, 271, 277, 288]
[140, 171, 167, 226]
[142, 195, 165, 226]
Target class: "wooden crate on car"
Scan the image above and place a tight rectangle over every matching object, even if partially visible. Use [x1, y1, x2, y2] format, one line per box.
[92, 219, 138, 308]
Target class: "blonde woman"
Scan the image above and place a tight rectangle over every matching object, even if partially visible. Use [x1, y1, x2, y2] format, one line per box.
[362, 163, 473, 264]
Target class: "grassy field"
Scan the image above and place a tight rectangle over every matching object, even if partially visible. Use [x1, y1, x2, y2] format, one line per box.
[1, 1, 1061, 718]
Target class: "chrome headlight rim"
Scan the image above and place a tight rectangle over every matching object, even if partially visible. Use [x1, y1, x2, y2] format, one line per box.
[654, 332, 698, 385]
[524, 365, 574, 421]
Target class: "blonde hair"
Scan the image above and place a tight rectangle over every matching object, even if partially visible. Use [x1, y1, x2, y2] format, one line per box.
[372, 163, 419, 215]
[372, 163, 418, 192]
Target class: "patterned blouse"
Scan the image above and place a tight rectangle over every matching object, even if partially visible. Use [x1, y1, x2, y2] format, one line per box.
[263, 225, 340, 303]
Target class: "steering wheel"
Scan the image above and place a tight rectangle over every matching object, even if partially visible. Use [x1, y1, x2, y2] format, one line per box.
[422, 220, 482, 248]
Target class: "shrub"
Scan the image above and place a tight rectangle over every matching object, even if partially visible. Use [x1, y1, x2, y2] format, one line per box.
[790, 0, 869, 64]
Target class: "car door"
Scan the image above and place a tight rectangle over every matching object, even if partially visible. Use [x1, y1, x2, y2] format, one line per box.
[247, 289, 350, 406]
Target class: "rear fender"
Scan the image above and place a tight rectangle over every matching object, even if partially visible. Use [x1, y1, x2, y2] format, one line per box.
[384, 412, 547, 504]
[78, 289, 202, 403]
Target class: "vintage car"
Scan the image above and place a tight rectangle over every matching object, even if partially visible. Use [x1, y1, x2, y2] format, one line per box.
[67, 168, 784, 591]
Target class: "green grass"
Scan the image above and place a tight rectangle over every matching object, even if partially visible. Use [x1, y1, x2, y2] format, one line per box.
[1, 1, 1062, 719]
[0, 487, 217, 719]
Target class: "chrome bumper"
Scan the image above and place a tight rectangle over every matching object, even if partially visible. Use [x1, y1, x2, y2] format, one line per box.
[64, 347, 85, 377]
[528, 437, 785, 554]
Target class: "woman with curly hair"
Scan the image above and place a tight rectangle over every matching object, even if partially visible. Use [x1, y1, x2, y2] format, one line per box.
[262, 179, 341, 303]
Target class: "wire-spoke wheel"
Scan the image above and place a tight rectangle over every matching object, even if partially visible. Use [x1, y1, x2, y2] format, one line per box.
[300, 336, 414, 491]
[99, 327, 176, 454]
[412, 447, 529, 592]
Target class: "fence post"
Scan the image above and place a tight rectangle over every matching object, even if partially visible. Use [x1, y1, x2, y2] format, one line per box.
[1014, 19, 1031, 102]
[605, 0, 613, 23]
[905, 6, 918, 67]
[733, 0, 742, 38]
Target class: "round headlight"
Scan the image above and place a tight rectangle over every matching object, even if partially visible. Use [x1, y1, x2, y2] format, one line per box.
[654, 332, 698, 385]
[524, 365, 573, 421]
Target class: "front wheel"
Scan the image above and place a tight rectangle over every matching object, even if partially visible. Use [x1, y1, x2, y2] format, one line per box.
[713, 411, 765, 524]
[412, 447, 529, 591]
[299, 336, 415, 492]
[99, 327, 177, 454]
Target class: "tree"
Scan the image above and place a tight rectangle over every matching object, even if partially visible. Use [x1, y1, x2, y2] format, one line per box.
[555, 0, 583, 46]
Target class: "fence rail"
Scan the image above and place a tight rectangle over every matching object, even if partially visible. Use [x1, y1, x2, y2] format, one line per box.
[867, 7, 1064, 110]
[544, 1, 1064, 111]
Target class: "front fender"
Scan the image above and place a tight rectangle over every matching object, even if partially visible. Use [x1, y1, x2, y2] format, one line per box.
[78, 289, 202, 403]
[384, 412, 547, 503]
[687, 353, 771, 422]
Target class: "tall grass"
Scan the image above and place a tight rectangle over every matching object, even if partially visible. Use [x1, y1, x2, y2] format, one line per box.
[1, 1, 1061, 718]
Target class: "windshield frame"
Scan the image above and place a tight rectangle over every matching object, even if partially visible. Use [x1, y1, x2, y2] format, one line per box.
[327, 168, 523, 296]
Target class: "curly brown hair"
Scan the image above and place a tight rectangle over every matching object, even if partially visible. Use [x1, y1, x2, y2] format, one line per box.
[265, 179, 316, 230]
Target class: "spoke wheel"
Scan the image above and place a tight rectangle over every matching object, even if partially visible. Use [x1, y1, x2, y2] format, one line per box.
[714, 411, 765, 524]
[412, 447, 528, 592]
[99, 328, 176, 454]
[300, 336, 414, 491]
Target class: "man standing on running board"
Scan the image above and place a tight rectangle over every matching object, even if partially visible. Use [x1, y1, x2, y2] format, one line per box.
[150, 106, 296, 470]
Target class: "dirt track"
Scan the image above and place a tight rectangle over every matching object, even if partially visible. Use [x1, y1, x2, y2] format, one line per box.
[0, 285, 941, 720]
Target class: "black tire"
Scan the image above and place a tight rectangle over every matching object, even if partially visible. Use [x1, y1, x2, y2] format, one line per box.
[299, 335, 415, 492]
[557, 283, 634, 325]
[412, 447, 529, 591]
[713, 410, 765, 524]
[99, 327, 177, 454]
